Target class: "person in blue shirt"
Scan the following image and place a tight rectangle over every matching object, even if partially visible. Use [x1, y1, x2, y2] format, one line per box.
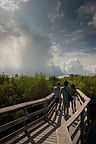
[54, 82, 61, 115]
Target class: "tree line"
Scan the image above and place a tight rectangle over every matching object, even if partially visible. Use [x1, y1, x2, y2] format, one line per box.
[0, 73, 96, 109]
[49, 74, 96, 100]
[0, 73, 96, 125]
[0, 73, 52, 108]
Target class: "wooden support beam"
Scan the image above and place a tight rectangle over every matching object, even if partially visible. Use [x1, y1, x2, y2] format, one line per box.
[80, 110, 85, 144]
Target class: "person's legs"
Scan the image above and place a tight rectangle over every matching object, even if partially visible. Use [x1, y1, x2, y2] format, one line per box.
[67, 108, 69, 115]
[66, 102, 70, 115]
[59, 98, 61, 112]
[64, 102, 69, 116]
[55, 98, 58, 114]
[59, 103, 61, 112]
[55, 103, 57, 111]
[74, 100, 76, 112]
[63, 102, 66, 115]
[55, 97, 60, 115]
[71, 101, 74, 113]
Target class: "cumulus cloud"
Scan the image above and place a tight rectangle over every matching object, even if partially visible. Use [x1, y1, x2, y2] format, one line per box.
[77, 2, 96, 28]
[0, 0, 29, 11]
[0, 0, 96, 76]
[65, 59, 87, 75]
[48, 43, 88, 75]
[88, 12, 96, 27]
[77, 2, 96, 16]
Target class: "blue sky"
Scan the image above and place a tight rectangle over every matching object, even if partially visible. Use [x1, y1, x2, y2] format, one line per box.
[0, 0, 96, 75]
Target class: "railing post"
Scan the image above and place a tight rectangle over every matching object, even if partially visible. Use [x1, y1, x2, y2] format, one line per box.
[87, 103, 91, 126]
[24, 108, 28, 133]
[80, 110, 85, 144]
[43, 99, 48, 119]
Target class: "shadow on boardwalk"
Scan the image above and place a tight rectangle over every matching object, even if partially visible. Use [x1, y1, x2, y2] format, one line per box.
[10, 106, 67, 144]
[5, 99, 82, 144]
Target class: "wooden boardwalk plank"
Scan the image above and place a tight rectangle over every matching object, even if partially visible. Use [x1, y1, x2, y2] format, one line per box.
[4, 96, 82, 144]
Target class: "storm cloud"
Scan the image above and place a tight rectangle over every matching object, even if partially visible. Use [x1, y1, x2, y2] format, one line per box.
[0, 0, 96, 76]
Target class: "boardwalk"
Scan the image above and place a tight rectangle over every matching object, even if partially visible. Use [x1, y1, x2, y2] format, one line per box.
[5, 96, 82, 144]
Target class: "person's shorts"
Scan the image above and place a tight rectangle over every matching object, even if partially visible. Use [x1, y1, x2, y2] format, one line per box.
[55, 97, 59, 103]
[72, 96, 76, 101]
[63, 102, 70, 108]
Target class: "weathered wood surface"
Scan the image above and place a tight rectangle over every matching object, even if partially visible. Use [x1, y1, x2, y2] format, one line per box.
[3, 96, 82, 144]
[57, 89, 90, 144]
[0, 93, 54, 115]
[0, 90, 90, 144]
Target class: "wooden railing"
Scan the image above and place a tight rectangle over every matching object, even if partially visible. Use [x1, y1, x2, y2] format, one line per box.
[0, 93, 55, 143]
[0, 90, 91, 144]
[57, 89, 91, 144]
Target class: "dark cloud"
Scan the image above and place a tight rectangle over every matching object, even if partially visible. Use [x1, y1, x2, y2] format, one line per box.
[0, 0, 96, 75]
[12, 0, 59, 74]
[51, 0, 96, 55]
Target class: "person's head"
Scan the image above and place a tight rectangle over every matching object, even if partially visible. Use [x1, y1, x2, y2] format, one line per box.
[57, 82, 60, 86]
[71, 84, 75, 89]
[64, 81, 69, 86]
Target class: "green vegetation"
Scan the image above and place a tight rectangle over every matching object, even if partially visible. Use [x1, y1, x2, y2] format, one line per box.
[51, 74, 96, 100]
[0, 73, 96, 109]
[0, 73, 52, 108]
[0, 73, 96, 124]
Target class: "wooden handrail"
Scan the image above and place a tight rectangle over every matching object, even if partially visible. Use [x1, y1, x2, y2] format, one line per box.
[65, 90, 90, 127]
[0, 93, 55, 143]
[57, 89, 91, 144]
[0, 90, 91, 144]
[0, 93, 55, 115]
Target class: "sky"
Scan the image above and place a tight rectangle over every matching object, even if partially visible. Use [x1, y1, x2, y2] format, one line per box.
[0, 0, 96, 76]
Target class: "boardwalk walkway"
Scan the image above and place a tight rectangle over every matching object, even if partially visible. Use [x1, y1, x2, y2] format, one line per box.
[5, 96, 82, 144]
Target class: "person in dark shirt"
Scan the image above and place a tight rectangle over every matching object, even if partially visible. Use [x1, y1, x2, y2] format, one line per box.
[60, 81, 70, 117]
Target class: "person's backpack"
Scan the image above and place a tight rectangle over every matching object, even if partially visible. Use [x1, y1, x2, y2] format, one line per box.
[65, 87, 73, 101]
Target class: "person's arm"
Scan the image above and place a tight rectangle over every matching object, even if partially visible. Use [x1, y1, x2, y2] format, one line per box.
[59, 92, 61, 108]
[59, 88, 62, 103]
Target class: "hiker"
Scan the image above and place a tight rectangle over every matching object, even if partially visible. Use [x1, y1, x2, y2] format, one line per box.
[60, 81, 70, 117]
[70, 84, 80, 114]
[54, 82, 61, 115]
